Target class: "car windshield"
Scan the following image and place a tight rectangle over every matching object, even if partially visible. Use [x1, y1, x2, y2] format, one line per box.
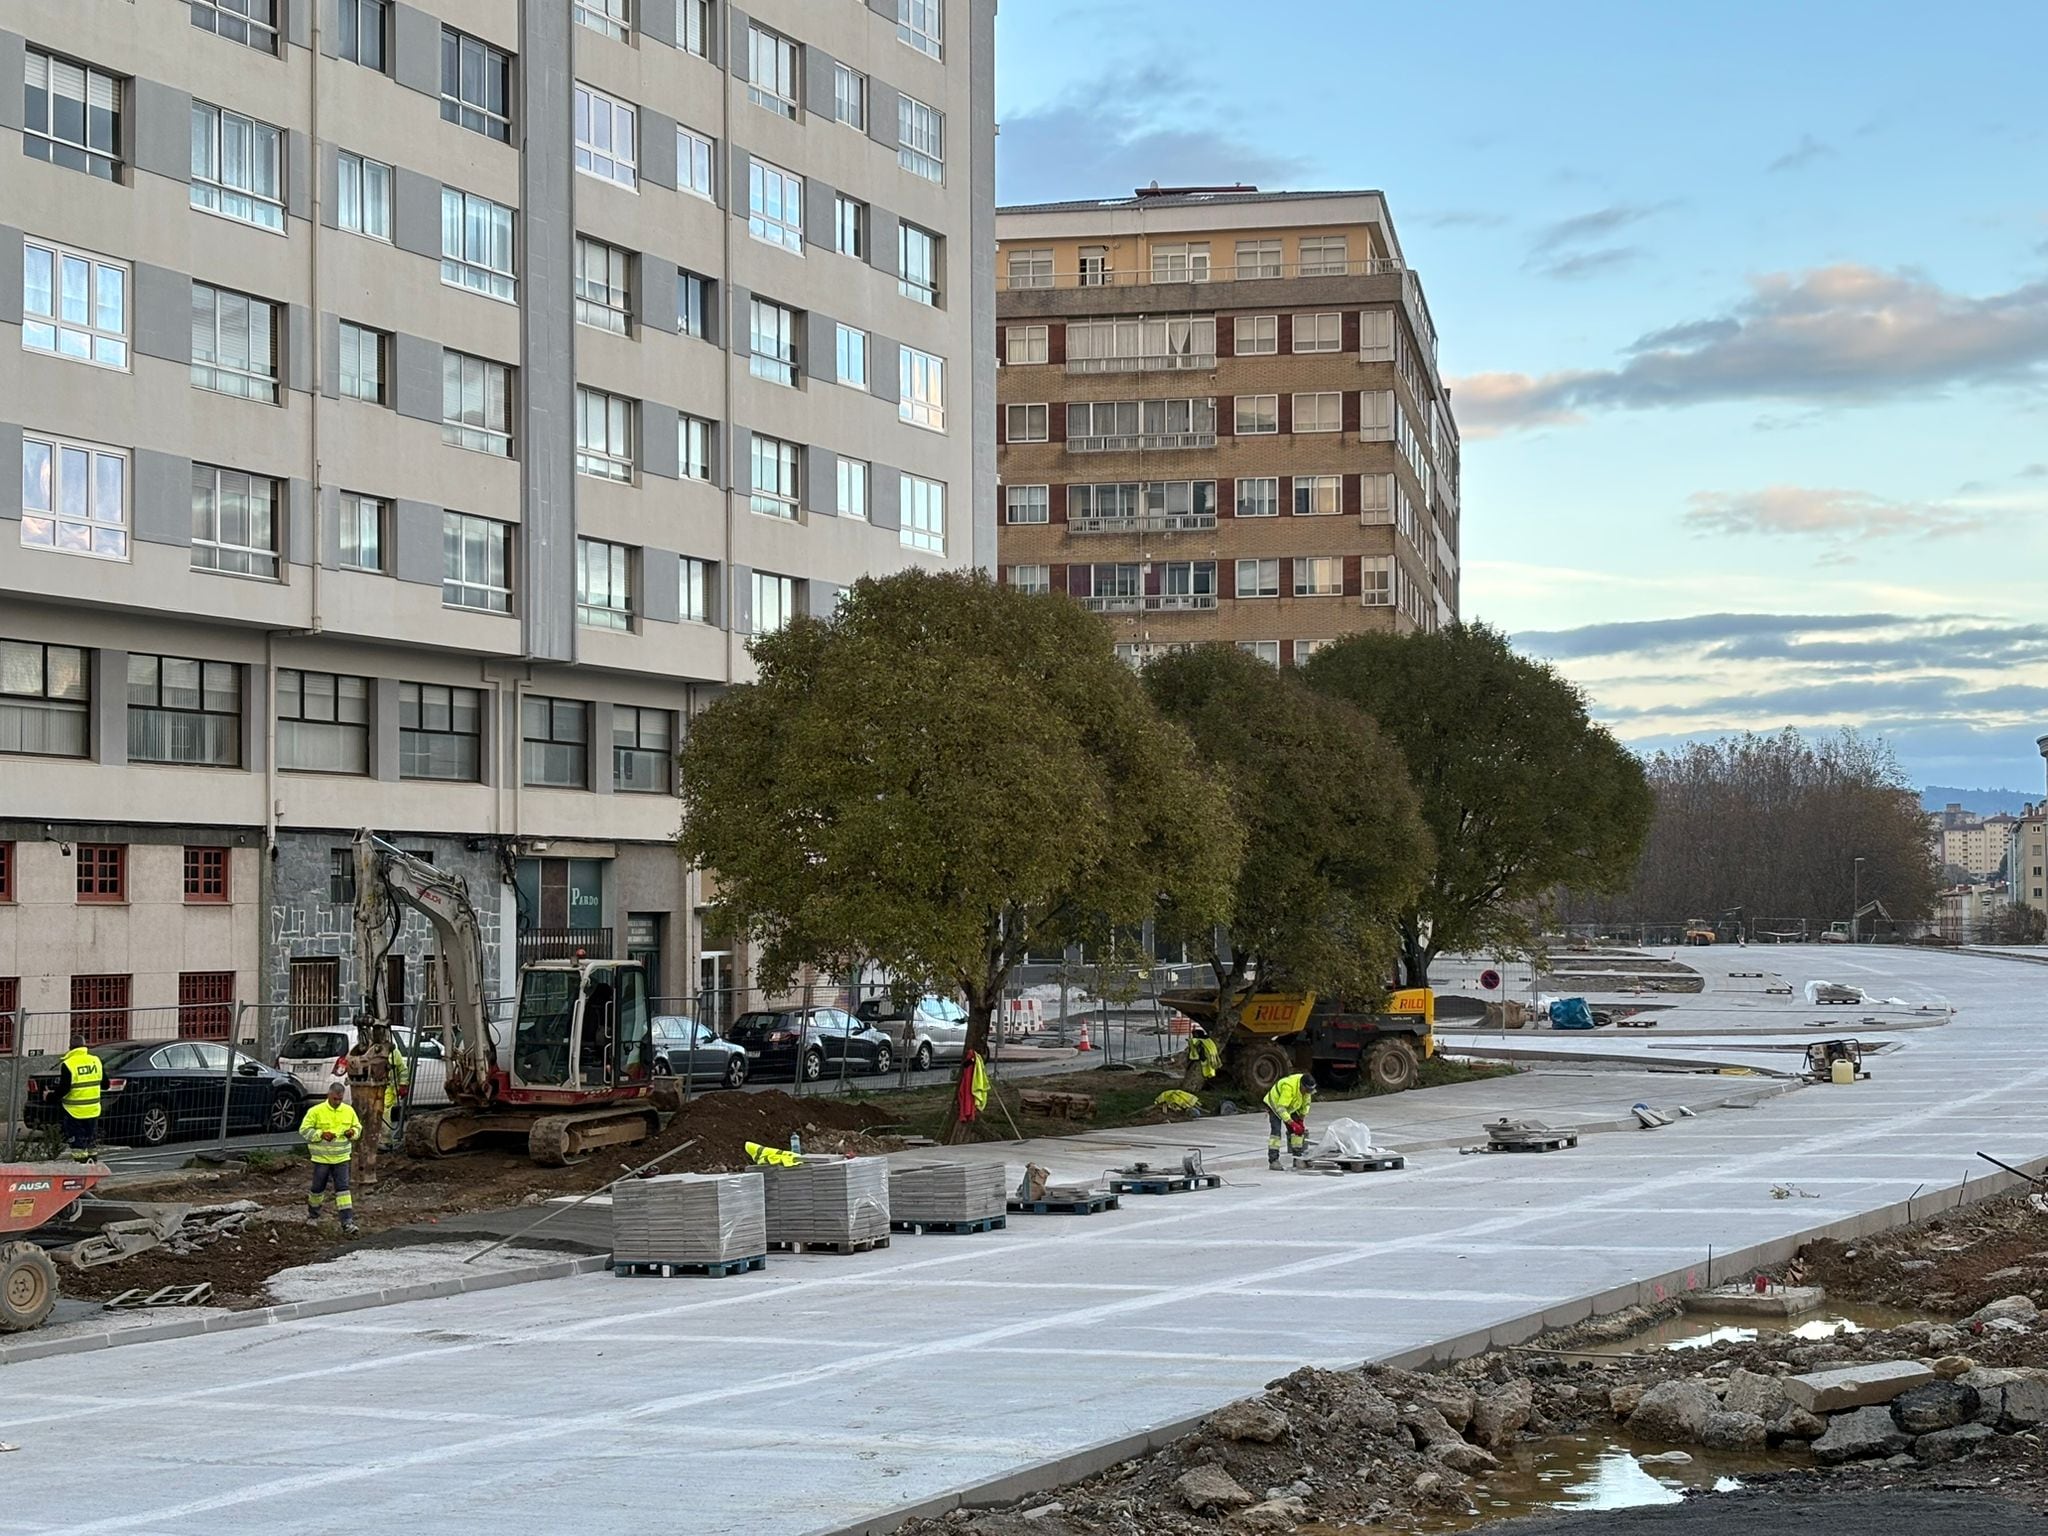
[280, 1031, 348, 1059]
[651, 1018, 691, 1042]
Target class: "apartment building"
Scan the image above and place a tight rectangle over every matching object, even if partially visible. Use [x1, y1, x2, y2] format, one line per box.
[993, 186, 1458, 668]
[0, 0, 996, 1050]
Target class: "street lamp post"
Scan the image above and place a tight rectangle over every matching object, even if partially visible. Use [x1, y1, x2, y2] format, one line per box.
[1852, 857, 1866, 943]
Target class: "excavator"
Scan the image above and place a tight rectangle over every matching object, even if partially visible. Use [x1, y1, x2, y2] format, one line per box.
[352, 831, 667, 1166]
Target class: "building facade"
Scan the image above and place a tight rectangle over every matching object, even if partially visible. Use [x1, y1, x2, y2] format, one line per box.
[0, 0, 995, 1053]
[993, 187, 1458, 666]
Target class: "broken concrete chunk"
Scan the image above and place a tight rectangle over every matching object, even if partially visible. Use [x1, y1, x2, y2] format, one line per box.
[1230, 1496, 1307, 1531]
[1428, 1441, 1499, 1475]
[1960, 1367, 2048, 1430]
[1470, 1379, 1534, 1449]
[1397, 1404, 1464, 1449]
[1811, 1405, 1913, 1464]
[1783, 1360, 1934, 1414]
[1930, 1355, 1975, 1380]
[1699, 1410, 1769, 1451]
[1968, 1295, 2038, 1327]
[1720, 1367, 1789, 1421]
[1773, 1407, 1827, 1441]
[1415, 1383, 1474, 1432]
[1890, 1381, 1980, 1435]
[1913, 1422, 1997, 1464]
[1174, 1466, 1255, 1513]
[1608, 1383, 1645, 1419]
[1207, 1402, 1291, 1444]
[1627, 1380, 1719, 1444]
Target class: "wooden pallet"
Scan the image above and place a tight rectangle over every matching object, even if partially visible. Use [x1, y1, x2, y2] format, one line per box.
[890, 1214, 1008, 1235]
[767, 1235, 892, 1255]
[1486, 1130, 1579, 1153]
[1300, 1153, 1405, 1173]
[613, 1254, 766, 1279]
[1008, 1192, 1120, 1216]
[1108, 1173, 1223, 1195]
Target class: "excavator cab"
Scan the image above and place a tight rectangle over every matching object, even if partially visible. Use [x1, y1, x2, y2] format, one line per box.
[510, 959, 653, 1092]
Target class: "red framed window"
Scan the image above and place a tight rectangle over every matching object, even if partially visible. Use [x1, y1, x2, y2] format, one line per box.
[69, 974, 131, 1045]
[76, 844, 125, 903]
[0, 978, 17, 1054]
[0, 841, 12, 901]
[183, 846, 230, 903]
[178, 971, 235, 1040]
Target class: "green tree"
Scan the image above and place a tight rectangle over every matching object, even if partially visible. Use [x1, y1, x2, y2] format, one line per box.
[1142, 645, 1431, 1084]
[678, 571, 1241, 1134]
[1304, 623, 1652, 986]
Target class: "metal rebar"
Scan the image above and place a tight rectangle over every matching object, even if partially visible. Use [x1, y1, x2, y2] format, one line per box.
[462, 1137, 699, 1265]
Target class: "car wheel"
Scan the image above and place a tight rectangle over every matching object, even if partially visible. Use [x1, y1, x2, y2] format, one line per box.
[139, 1100, 173, 1147]
[652, 1056, 674, 1077]
[266, 1090, 300, 1134]
[873, 1043, 893, 1076]
[722, 1056, 747, 1090]
[913, 1042, 933, 1072]
[801, 1050, 824, 1082]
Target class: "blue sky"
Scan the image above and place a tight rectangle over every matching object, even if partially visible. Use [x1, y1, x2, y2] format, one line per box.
[994, 0, 2048, 792]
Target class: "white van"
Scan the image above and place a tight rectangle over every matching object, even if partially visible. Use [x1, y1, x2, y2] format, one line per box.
[274, 1024, 450, 1108]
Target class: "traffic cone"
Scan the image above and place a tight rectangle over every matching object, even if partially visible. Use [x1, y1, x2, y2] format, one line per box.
[1075, 1020, 1092, 1051]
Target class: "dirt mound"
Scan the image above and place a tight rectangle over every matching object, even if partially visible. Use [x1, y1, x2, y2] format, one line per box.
[62, 1219, 343, 1306]
[650, 1089, 902, 1171]
[1790, 1190, 2048, 1314]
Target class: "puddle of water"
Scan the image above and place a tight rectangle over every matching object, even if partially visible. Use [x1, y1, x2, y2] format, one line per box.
[1404, 1434, 1778, 1530]
[1570, 1300, 1931, 1355]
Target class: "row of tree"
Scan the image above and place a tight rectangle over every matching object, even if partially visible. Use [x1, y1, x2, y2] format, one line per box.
[678, 571, 1652, 1122]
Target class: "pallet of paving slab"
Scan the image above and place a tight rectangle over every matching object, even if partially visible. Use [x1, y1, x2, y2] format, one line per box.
[766, 1235, 891, 1255]
[1007, 1191, 1120, 1215]
[1107, 1172, 1223, 1195]
[1483, 1126, 1579, 1153]
[890, 1214, 1008, 1235]
[1299, 1152, 1406, 1173]
[612, 1254, 766, 1278]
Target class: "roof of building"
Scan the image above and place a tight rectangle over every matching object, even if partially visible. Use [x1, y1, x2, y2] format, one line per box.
[998, 185, 1386, 215]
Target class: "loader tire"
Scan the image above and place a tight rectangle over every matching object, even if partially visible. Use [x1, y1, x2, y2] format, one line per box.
[1364, 1039, 1420, 1093]
[1, 1243, 59, 1334]
[1236, 1042, 1293, 1097]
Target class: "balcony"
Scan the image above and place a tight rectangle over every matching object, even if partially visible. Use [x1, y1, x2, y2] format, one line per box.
[1079, 593, 1219, 613]
[1068, 432, 1217, 454]
[1068, 512, 1218, 535]
[1067, 353, 1216, 375]
[1002, 258, 1407, 292]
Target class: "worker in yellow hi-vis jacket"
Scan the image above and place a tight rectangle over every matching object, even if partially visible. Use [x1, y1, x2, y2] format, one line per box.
[300, 1079, 362, 1232]
[1263, 1071, 1315, 1169]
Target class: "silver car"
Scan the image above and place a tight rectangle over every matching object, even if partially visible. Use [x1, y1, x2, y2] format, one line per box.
[854, 995, 970, 1070]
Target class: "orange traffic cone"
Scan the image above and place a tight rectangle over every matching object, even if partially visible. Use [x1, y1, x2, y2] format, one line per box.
[1075, 1020, 1093, 1051]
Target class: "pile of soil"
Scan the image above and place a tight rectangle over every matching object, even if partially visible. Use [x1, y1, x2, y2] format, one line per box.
[1788, 1189, 2048, 1315]
[61, 1219, 341, 1306]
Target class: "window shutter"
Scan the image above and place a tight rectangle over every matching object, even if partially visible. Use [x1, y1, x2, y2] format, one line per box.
[1343, 554, 1362, 598]
[994, 323, 1007, 361]
[191, 284, 217, 364]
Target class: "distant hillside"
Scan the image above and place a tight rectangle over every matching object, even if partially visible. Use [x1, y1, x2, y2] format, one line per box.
[1921, 785, 2039, 816]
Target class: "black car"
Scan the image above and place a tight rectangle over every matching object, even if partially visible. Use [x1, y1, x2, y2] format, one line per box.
[25, 1040, 308, 1148]
[725, 1008, 893, 1081]
[649, 1016, 750, 1090]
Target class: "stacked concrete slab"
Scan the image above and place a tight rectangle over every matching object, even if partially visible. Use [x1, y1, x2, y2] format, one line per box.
[889, 1162, 1008, 1224]
[764, 1157, 891, 1246]
[611, 1172, 766, 1265]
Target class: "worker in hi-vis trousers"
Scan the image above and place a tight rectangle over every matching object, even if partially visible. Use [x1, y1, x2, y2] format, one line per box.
[1263, 1071, 1315, 1169]
[56, 1042, 104, 1159]
[1185, 1027, 1220, 1084]
[300, 1079, 362, 1231]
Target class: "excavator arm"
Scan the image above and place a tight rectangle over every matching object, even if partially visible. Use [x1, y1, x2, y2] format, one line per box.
[352, 830, 496, 1105]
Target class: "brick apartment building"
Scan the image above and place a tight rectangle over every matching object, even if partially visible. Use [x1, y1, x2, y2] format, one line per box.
[993, 186, 1458, 666]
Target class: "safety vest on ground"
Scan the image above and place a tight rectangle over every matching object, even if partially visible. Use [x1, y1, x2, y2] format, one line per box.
[1186, 1036, 1219, 1079]
[745, 1142, 803, 1168]
[300, 1099, 363, 1163]
[1264, 1073, 1314, 1118]
[60, 1047, 103, 1120]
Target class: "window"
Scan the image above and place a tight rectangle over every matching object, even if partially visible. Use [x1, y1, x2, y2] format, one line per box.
[1006, 403, 1048, 443]
[570, 238, 631, 336]
[676, 126, 715, 200]
[1235, 477, 1279, 519]
[22, 240, 128, 369]
[678, 268, 713, 338]
[576, 538, 633, 629]
[898, 0, 943, 57]
[681, 0, 712, 56]
[337, 492, 386, 571]
[442, 512, 511, 612]
[1299, 235, 1348, 276]
[898, 94, 944, 181]
[442, 352, 512, 455]
[21, 435, 126, 560]
[1008, 564, 1051, 595]
[1004, 485, 1048, 525]
[1006, 250, 1053, 290]
[835, 195, 866, 259]
[748, 160, 803, 252]
[1237, 640, 1281, 667]
[177, 972, 235, 1041]
[1235, 315, 1278, 355]
[574, 0, 630, 43]
[1295, 556, 1342, 596]
[441, 29, 511, 141]
[835, 324, 869, 388]
[77, 845, 125, 903]
[833, 63, 867, 130]
[1294, 474, 1342, 516]
[0, 846, 9, 903]
[1293, 392, 1342, 433]
[23, 49, 122, 181]
[1006, 324, 1049, 365]
[183, 847, 231, 902]
[900, 347, 946, 431]
[1163, 561, 1217, 602]
[1360, 388, 1394, 441]
[575, 387, 634, 481]
[1236, 559, 1280, 598]
[190, 285, 278, 403]
[1235, 395, 1278, 435]
[1151, 243, 1209, 283]
[749, 435, 801, 519]
[399, 682, 481, 780]
[679, 415, 715, 481]
[337, 151, 392, 240]
[1360, 472, 1393, 524]
[1066, 315, 1215, 368]
[441, 188, 516, 300]
[614, 706, 671, 793]
[70, 974, 131, 1044]
[899, 223, 940, 305]
[1079, 245, 1110, 286]
[337, 322, 387, 403]
[129, 655, 241, 766]
[325, 848, 356, 903]
[837, 458, 869, 520]
[1361, 555, 1394, 606]
[752, 571, 798, 634]
[1360, 309, 1395, 360]
[900, 474, 945, 554]
[277, 669, 369, 775]
[574, 83, 637, 189]
[0, 640, 89, 758]
[339, 0, 388, 67]
[190, 466, 280, 578]
[749, 298, 798, 385]
[747, 26, 799, 118]
[190, 0, 277, 53]
[1293, 312, 1341, 353]
[1293, 639, 1331, 666]
[1236, 239, 1282, 279]
[680, 558, 713, 622]
[190, 103, 286, 232]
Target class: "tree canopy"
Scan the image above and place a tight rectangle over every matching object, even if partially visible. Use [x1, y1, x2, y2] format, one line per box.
[1303, 622, 1653, 983]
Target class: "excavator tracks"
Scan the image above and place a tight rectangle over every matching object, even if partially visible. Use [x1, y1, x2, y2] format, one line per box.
[527, 1107, 663, 1167]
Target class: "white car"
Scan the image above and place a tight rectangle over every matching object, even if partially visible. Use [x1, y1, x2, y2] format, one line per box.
[852, 995, 970, 1069]
[275, 1023, 451, 1109]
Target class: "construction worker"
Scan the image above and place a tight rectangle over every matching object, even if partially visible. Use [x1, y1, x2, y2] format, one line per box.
[1185, 1026, 1220, 1083]
[744, 1141, 803, 1168]
[55, 1042, 104, 1159]
[381, 1034, 410, 1148]
[301, 1079, 362, 1231]
[1263, 1069, 1315, 1169]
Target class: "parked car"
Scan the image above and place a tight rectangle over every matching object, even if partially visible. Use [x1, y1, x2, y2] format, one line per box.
[274, 1024, 451, 1108]
[649, 1016, 749, 1089]
[853, 995, 970, 1069]
[725, 1008, 894, 1081]
[24, 1040, 307, 1148]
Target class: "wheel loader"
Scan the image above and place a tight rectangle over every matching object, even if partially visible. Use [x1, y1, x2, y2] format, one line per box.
[1160, 986, 1436, 1096]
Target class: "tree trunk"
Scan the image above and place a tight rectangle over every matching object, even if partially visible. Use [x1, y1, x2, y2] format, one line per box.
[942, 985, 999, 1145]
[1398, 922, 1431, 990]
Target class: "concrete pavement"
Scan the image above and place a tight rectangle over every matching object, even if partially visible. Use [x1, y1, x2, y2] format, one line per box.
[0, 947, 2043, 1536]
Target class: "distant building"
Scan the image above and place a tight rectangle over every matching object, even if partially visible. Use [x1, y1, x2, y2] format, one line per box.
[1940, 812, 2011, 879]
[1937, 883, 2006, 943]
[2010, 806, 2048, 917]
